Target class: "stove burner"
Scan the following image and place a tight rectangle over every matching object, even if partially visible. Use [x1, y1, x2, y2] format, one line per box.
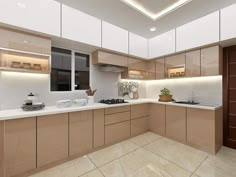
[99, 99, 128, 105]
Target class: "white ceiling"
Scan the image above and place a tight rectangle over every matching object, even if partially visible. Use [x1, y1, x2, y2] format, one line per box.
[56, 0, 236, 39]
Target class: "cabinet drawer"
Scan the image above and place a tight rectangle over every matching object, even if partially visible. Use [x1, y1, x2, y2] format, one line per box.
[105, 121, 130, 145]
[105, 105, 130, 114]
[131, 116, 149, 136]
[105, 111, 130, 125]
[131, 104, 149, 119]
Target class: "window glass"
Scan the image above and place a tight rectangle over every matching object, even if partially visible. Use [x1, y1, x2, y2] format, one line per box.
[74, 52, 90, 90]
[50, 47, 72, 91]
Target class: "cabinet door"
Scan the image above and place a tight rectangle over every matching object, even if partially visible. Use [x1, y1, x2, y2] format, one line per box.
[94, 109, 105, 148]
[102, 21, 128, 54]
[5, 118, 36, 177]
[149, 30, 176, 58]
[166, 106, 186, 142]
[149, 104, 166, 135]
[0, 0, 61, 36]
[131, 116, 149, 136]
[201, 45, 222, 76]
[186, 49, 200, 77]
[165, 53, 185, 77]
[0, 122, 3, 177]
[187, 108, 216, 153]
[176, 11, 219, 52]
[69, 111, 93, 156]
[105, 112, 130, 125]
[62, 5, 101, 47]
[37, 113, 68, 167]
[221, 3, 236, 41]
[129, 32, 148, 58]
[156, 58, 165, 79]
[131, 104, 149, 119]
[105, 121, 130, 145]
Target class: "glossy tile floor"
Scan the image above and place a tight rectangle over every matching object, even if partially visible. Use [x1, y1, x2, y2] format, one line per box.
[30, 132, 236, 177]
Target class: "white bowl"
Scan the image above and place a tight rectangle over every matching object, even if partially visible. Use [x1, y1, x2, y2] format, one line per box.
[73, 99, 87, 106]
[56, 100, 72, 108]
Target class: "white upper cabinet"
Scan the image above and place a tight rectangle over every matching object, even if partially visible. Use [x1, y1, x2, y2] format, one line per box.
[176, 11, 219, 52]
[149, 30, 175, 59]
[62, 4, 101, 47]
[221, 3, 236, 41]
[102, 21, 128, 54]
[0, 0, 61, 36]
[129, 33, 148, 58]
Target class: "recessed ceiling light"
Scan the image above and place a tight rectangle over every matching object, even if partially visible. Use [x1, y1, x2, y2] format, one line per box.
[16, 2, 26, 8]
[23, 40, 30, 43]
[121, 0, 192, 21]
[149, 27, 156, 32]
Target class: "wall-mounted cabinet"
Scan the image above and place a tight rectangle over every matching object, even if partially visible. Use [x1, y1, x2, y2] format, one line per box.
[201, 45, 222, 76]
[185, 49, 201, 77]
[156, 58, 165, 79]
[62, 5, 101, 47]
[149, 30, 176, 59]
[0, 0, 61, 36]
[102, 21, 129, 54]
[129, 32, 148, 58]
[165, 53, 185, 78]
[176, 11, 219, 52]
[221, 4, 236, 41]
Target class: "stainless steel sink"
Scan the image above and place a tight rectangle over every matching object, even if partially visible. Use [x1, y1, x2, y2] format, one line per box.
[174, 101, 199, 105]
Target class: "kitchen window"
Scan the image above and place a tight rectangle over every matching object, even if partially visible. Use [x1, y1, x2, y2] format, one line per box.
[50, 47, 90, 92]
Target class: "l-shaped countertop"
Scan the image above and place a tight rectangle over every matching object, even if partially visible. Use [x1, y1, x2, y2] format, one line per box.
[0, 99, 222, 121]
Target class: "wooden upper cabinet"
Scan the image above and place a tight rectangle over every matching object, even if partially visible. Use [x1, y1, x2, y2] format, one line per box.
[0, 0, 61, 36]
[156, 58, 165, 79]
[166, 105, 187, 142]
[221, 3, 236, 41]
[165, 53, 185, 78]
[129, 32, 148, 58]
[37, 113, 69, 168]
[186, 49, 201, 77]
[201, 45, 223, 76]
[0, 27, 51, 55]
[102, 21, 129, 54]
[62, 4, 101, 47]
[149, 104, 166, 135]
[92, 50, 128, 67]
[176, 11, 219, 52]
[69, 111, 93, 156]
[4, 117, 36, 177]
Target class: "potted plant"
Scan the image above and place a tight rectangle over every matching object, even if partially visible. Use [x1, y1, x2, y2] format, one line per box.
[159, 88, 172, 102]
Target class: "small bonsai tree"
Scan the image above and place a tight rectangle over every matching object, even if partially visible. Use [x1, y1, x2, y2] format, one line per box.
[160, 88, 171, 95]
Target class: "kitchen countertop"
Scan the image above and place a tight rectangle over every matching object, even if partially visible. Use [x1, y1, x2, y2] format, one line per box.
[0, 99, 222, 121]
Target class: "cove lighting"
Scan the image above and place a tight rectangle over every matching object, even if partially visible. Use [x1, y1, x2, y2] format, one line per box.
[121, 0, 192, 21]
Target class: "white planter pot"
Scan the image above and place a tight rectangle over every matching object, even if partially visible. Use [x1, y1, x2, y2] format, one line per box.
[88, 96, 94, 104]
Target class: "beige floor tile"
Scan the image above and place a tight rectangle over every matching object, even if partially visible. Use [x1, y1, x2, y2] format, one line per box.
[144, 138, 208, 172]
[29, 156, 96, 177]
[129, 132, 162, 146]
[80, 169, 104, 177]
[194, 146, 236, 177]
[191, 175, 199, 177]
[99, 148, 191, 177]
[89, 140, 139, 167]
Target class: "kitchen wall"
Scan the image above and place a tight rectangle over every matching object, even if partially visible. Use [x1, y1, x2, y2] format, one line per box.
[145, 76, 222, 106]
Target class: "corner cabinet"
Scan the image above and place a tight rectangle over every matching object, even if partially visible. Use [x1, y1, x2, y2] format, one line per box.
[176, 11, 219, 52]
[62, 4, 102, 47]
[0, 0, 61, 36]
[102, 21, 129, 54]
[129, 32, 148, 58]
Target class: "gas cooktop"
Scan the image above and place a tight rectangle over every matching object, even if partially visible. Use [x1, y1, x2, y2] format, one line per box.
[99, 99, 128, 105]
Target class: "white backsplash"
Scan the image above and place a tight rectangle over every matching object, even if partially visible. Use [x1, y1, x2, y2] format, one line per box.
[145, 76, 222, 106]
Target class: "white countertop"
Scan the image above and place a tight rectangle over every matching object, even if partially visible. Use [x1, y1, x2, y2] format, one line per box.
[0, 99, 222, 121]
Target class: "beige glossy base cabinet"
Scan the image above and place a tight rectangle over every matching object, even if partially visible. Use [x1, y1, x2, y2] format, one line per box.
[37, 113, 69, 168]
[69, 111, 93, 156]
[149, 104, 166, 135]
[131, 117, 149, 136]
[93, 109, 105, 148]
[131, 104, 149, 119]
[0, 121, 4, 177]
[4, 118, 36, 177]
[166, 105, 187, 142]
[187, 107, 223, 154]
